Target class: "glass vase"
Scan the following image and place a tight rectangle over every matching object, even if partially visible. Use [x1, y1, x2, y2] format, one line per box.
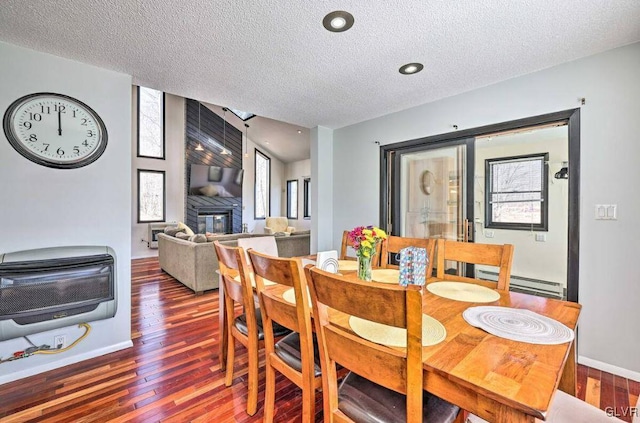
[357, 255, 373, 281]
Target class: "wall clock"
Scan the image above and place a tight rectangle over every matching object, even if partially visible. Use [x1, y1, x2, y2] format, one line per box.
[3, 92, 108, 169]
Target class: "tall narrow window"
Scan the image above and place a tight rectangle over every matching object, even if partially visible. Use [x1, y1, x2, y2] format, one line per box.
[254, 149, 271, 219]
[138, 169, 166, 223]
[137, 86, 165, 159]
[485, 153, 548, 231]
[303, 178, 311, 219]
[287, 180, 298, 219]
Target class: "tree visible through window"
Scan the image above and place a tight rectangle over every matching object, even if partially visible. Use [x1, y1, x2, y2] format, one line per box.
[138, 86, 165, 159]
[138, 169, 165, 223]
[255, 149, 270, 219]
[287, 180, 298, 219]
[485, 153, 548, 231]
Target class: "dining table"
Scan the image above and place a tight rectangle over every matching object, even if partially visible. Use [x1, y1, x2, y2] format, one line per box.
[217, 267, 581, 422]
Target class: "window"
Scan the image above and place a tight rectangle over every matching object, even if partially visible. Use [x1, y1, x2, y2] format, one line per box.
[137, 86, 165, 159]
[303, 178, 311, 219]
[287, 180, 298, 219]
[138, 170, 166, 223]
[485, 153, 548, 231]
[254, 149, 270, 219]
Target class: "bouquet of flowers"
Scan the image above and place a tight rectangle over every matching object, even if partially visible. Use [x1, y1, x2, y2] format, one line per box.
[348, 226, 387, 280]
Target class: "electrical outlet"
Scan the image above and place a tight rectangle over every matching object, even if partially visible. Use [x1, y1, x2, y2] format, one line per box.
[484, 230, 494, 238]
[54, 335, 66, 349]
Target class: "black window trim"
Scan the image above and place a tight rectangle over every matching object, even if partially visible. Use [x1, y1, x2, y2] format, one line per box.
[136, 87, 166, 160]
[137, 169, 166, 223]
[303, 178, 311, 219]
[485, 152, 549, 231]
[286, 179, 298, 220]
[254, 148, 271, 220]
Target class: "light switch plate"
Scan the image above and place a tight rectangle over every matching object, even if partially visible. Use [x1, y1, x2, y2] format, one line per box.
[595, 204, 617, 220]
[535, 233, 547, 242]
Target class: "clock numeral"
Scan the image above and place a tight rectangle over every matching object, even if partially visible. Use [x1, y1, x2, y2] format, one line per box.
[87, 130, 94, 137]
[43, 143, 50, 151]
[73, 146, 80, 155]
[28, 134, 37, 142]
[72, 110, 77, 118]
[56, 148, 65, 156]
[81, 118, 88, 126]
[23, 122, 32, 130]
[82, 140, 89, 147]
[28, 113, 42, 121]
[54, 104, 66, 113]
[40, 105, 51, 114]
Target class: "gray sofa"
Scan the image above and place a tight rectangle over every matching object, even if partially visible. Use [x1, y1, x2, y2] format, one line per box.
[157, 232, 310, 294]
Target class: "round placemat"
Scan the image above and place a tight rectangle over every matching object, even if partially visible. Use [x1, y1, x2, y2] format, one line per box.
[281, 287, 311, 307]
[426, 282, 500, 303]
[233, 273, 277, 288]
[349, 314, 446, 347]
[338, 260, 358, 271]
[371, 269, 400, 284]
[462, 306, 575, 345]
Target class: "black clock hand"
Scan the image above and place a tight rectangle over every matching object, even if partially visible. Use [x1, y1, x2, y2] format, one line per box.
[57, 110, 62, 136]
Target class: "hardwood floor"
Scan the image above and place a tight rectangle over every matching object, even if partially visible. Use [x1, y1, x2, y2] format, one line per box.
[0, 257, 637, 422]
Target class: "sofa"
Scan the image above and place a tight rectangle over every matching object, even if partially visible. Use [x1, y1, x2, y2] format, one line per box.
[158, 231, 310, 294]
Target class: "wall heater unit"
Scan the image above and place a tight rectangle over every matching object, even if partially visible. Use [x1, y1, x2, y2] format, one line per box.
[477, 269, 564, 300]
[0, 246, 117, 341]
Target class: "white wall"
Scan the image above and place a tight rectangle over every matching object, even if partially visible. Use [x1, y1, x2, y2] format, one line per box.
[131, 89, 185, 259]
[284, 159, 311, 231]
[475, 134, 569, 286]
[332, 42, 640, 378]
[0, 41, 132, 384]
[242, 138, 285, 234]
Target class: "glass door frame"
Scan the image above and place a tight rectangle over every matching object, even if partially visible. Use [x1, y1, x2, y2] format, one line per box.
[379, 108, 581, 302]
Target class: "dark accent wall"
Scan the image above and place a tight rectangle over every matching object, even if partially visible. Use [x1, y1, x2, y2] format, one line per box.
[185, 99, 243, 233]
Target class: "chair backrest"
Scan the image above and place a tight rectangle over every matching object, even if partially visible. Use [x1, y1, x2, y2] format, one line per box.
[380, 236, 436, 275]
[238, 236, 278, 263]
[247, 249, 315, 375]
[213, 241, 258, 335]
[339, 230, 383, 266]
[306, 267, 424, 423]
[435, 239, 514, 290]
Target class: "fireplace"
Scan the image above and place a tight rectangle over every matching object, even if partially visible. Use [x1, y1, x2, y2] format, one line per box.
[197, 208, 233, 234]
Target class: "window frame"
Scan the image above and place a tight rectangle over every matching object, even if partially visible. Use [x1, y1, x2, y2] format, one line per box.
[137, 87, 166, 160]
[254, 148, 271, 220]
[137, 169, 166, 223]
[484, 152, 549, 231]
[303, 178, 311, 219]
[286, 179, 298, 219]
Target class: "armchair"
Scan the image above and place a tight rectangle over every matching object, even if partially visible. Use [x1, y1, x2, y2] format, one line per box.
[264, 217, 296, 235]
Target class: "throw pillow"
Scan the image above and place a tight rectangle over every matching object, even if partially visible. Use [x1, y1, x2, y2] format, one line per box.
[175, 232, 190, 240]
[199, 184, 219, 197]
[164, 227, 182, 237]
[189, 234, 208, 243]
[177, 222, 195, 236]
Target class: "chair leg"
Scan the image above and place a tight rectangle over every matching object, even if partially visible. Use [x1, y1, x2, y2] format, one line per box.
[246, 341, 259, 416]
[224, 336, 235, 387]
[301, 385, 315, 423]
[263, 357, 276, 423]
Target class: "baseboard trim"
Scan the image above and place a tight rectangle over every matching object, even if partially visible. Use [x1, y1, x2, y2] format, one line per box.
[579, 355, 640, 382]
[0, 340, 133, 386]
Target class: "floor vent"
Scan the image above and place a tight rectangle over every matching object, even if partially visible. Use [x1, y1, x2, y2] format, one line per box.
[477, 270, 564, 300]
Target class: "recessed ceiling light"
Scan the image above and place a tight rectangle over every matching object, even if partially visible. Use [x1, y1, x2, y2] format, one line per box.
[265, 141, 270, 145]
[297, 130, 302, 134]
[323, 11, 354, 32]
[399, 63, 424, 75]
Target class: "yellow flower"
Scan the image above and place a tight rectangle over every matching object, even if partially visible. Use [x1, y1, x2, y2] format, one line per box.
[362, 249, 371, 258]
[361, 240, 372, 248]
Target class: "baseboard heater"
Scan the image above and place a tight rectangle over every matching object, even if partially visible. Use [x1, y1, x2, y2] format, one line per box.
[477, 269, 565, 300]
[0, 246, 117, 341]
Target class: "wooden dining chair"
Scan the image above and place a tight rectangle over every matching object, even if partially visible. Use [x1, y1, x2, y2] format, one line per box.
[213, 241, 290, 416]
[305, 266, 461, 423]
[435, 239, 514, 290]
[247, 249, 322, 423]
[340, 230, 383, 266]
[380, 235, 436, 275]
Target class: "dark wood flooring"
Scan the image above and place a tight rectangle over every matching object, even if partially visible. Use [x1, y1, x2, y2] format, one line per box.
[0, 257, 637, 422]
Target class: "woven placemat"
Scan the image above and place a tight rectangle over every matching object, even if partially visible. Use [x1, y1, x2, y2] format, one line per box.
[281, 287, 311, 307]
[463, 306, 575, 345]
[338, 260, 358, 271]
[426, 281, 500, 303]
[371, 269, 400, 284]
[233, 273, 277, 288]
[349, 314, 446, 347]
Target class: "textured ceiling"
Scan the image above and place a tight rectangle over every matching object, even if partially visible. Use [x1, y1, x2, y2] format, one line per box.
[1, 1, 639, 151]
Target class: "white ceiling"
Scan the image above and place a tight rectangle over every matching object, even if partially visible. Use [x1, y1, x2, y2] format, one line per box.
[1, 1, 639, 162]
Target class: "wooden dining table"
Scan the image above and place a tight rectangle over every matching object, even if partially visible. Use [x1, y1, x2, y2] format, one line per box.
[217, 269, 581, 422]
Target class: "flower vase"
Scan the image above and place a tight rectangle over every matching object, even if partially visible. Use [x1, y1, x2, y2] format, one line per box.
[357, 255, 373, 281]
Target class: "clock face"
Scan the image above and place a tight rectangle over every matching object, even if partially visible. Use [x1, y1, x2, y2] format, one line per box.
[3, 93, 108, 169]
